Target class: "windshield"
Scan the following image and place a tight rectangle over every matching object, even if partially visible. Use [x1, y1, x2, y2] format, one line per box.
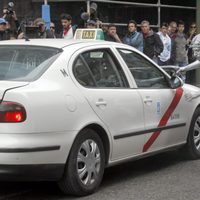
[0, 45, 62, 82]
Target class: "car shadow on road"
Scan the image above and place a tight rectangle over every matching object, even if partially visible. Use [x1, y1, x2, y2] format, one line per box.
[101, 150, 188, 187]
[0, 150, 191, 199]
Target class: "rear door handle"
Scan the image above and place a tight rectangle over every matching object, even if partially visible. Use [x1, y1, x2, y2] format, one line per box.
[95, 100, 107, 106]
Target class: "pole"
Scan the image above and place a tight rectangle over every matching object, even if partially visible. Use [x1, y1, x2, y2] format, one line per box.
[157, 0, 161, 29]
[195, 0, 200, 86]
[42, 0, 51, 29]
[86, 0, 90, 19]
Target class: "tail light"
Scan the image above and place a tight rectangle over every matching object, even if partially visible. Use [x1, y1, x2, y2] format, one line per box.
[0, 101, 26, 123]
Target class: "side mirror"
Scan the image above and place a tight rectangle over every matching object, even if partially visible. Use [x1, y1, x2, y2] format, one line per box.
[169, 75, 183, 89]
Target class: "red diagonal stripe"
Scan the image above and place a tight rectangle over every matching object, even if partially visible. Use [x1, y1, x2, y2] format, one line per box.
[143, 87, 184, 152]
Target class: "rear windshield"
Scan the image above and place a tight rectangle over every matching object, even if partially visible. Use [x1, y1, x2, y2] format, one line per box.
[0, 45, 62, 81]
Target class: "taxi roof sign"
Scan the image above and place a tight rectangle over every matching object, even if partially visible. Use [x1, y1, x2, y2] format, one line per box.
[74, 29, 105, 40]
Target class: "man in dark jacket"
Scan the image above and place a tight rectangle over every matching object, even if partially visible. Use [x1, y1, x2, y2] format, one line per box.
[18, 18, 54, 39]
[33, 18, 53, 38]
[104, 24, 121, 43]
[0, 18, 10, 41]
[141, 20, 163, 62]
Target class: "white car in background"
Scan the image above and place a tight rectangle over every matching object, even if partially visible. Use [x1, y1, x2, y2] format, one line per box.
[0, 39, 200, 196]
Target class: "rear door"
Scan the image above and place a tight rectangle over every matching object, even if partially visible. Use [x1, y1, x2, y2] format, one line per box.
[69, 46, 145, 160]
[117, 48, 187, 153]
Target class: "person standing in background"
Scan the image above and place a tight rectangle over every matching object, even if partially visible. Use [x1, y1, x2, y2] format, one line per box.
[0, 18, 10, 40]
[50, 22, 57, 38]
[173, 20, 188, 67]
[186, 22, 197, 84]
[157, 23, 171, 66]
[141, 20, 163, 63]
[168, 21, 177, 40]
[186, 22, 197, 63]
[123, 20, 143, 52]
[59, 13, 74, 39]
[168, 21, 177, 65]
[104, 24, 121, 43]
[34, 18, 53, 38]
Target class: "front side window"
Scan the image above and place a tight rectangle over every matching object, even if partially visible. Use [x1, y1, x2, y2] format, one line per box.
[118, 49, 169, 88]
[73, 49, 128, 88]
[0, 45, 62, 81]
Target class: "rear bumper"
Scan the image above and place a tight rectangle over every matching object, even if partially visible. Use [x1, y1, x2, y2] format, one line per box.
[0, 164, 65, 181]
[0, 130, 77, 181]
[0, 131, 76, 165]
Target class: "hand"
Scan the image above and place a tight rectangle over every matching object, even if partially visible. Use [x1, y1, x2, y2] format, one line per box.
[17, 32, 24, 39]
[96, 20, 102, 28]
[12, 11, 17, 20]
[111, 32, 121, 43]
[2, 8, 8, 18]
[110, 32, 117, 38]
[3, 8, 8, 15]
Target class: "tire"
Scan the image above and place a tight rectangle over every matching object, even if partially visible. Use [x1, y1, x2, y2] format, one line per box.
[184, 107, 200, 159]
[58, 128, 105, 196]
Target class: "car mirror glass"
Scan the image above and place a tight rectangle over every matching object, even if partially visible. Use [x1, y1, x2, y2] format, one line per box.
[169, 75, 183, 89]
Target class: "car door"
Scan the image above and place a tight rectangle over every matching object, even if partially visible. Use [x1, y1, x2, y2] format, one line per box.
[69, 46, 145, 160]
[117, 48, 188, 153]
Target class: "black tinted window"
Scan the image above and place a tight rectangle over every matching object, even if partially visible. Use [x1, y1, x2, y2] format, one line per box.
[73, 49, 128, 88]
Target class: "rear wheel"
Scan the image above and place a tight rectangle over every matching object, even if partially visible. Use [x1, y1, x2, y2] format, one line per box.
[184, 108, 200, 159]
[58, 129, 105, 196]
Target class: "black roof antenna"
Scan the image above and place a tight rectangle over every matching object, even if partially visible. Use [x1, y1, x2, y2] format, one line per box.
[18, 18, 31, 41]
[25, 35, 30, 41]
[24, 25, 30, 41]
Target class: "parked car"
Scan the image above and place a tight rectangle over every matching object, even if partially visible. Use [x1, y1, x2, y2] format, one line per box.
[0, 39, 200, 196]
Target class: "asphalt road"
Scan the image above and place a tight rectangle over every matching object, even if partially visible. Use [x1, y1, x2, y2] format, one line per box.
[1, 150, 200, 200]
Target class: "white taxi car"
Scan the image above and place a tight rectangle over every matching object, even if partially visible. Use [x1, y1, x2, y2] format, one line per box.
[0, 39, 200, 196]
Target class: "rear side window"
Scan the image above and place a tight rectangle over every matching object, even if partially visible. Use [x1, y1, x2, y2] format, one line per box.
[0, 45, 62, 81]
[73, 49, 128, 88]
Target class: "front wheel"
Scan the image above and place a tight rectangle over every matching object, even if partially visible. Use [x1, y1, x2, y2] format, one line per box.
[58, 129, 105, 196]
[184, 108, 200, 159]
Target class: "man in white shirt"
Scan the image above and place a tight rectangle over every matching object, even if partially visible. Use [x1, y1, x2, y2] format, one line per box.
[157, 22, 171, 66]
[59, 13, 73, 39]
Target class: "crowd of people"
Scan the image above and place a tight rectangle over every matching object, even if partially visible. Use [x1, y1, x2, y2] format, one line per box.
[0, 10, 76, 40]
[105, 20, 197, 68]
[0, 8, 198, 74]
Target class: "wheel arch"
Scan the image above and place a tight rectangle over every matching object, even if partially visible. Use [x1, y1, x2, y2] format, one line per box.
[83, 123, 111, 166]
[184, 104, 200, 142]
[64, 123, 111, 169]
[190, 104, 200, 126]
[186, 104, 200, 139]
[195, 104, 200, 111]
[187, 103, 200, 124]
[183, 104, 200, 159]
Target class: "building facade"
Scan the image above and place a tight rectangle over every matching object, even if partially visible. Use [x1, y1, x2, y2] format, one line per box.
[0, 0, 200, 84]
[0, 0, 197, 33]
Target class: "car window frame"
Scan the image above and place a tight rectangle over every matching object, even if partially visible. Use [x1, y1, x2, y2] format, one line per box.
[72, 47, 130, 89]
[116, 48, 171, 89]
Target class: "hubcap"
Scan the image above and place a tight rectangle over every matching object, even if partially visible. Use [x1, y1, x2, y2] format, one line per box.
[77, 139, 101, 186]
[194, 116, 200, 151]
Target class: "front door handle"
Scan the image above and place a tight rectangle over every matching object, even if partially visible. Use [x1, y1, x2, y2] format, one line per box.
[143, 99, 153, 103]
